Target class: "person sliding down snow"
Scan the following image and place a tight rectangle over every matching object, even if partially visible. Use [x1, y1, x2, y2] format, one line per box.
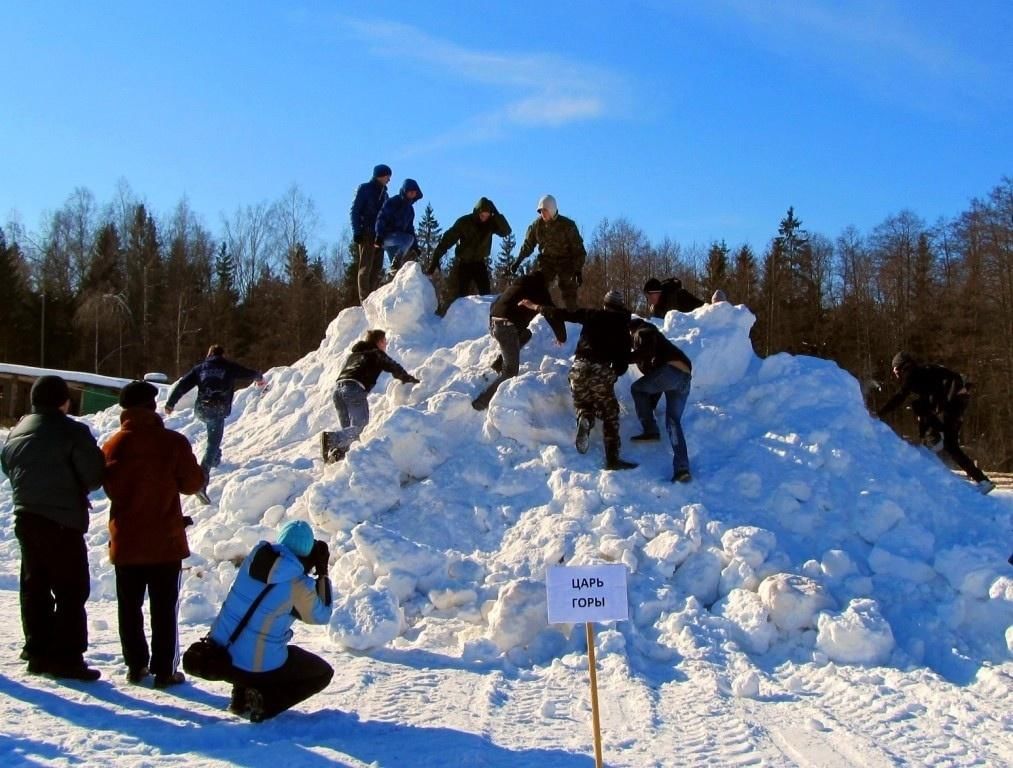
[321, 329, 419, 463]
[878, 351, 994, 494]
[522, 290, 637, 471]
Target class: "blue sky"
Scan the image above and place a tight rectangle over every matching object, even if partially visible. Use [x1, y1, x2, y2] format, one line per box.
[3, 1, 1011, 256]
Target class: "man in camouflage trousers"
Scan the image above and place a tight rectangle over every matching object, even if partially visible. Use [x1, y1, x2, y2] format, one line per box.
[510, 194, 586, 311]
[522, 290, 637, 470]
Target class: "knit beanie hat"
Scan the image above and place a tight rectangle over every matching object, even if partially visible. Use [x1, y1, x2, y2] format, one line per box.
[643, 278, 662, 293]
[119, 380, 158, 410]
[537, 195, 557, 216]
[373, 164, 392, 179]
[278, 520, 314, 557]
[603, 290, 626, 311]
[31, 375, 70, 409]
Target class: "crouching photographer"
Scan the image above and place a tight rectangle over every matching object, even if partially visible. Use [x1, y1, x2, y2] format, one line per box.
[208, 520, 333, 722]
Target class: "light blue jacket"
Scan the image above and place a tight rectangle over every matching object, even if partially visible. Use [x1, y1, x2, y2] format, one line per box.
[210, 541, 332, 672]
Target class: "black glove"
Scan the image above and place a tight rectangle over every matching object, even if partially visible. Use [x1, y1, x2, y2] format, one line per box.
[310, 539, 330, 577]
[182, 516, 194, 528]
[404, 375, 420, 385]
[574, 270, 583, 287]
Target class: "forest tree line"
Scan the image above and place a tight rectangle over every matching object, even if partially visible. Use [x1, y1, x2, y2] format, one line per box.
[2, 177, 1011, 469]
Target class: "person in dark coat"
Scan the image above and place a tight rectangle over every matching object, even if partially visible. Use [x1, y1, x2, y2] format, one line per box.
[209, 520, 333, 722]
[629, 319, 694, 483]
[103, 380, 206, 687]
[165, 345, 266, 480]
[1, 375, 105, 680]
[878, 351, 994, 494]
[510, 195, 586, 311]
[321, 329, 420, 462]
[643, 277, 705, 318]
[523, 290, 637, 470]
[472, 271, 567, 411]
[375, 178, 423, 275]
[350, 163, 392, 302]
[426, 197, 512, 304]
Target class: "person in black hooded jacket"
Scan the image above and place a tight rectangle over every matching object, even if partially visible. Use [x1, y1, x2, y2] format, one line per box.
[643, 277, 704, 317]
[1, 375, 105, 680]
[878, 351, 994, 494]
[321, 329, 420, 462]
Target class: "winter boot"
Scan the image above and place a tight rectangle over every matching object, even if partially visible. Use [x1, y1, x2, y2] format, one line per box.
[604, 441, 637, 471]
[228, 684, 250, 716]
[246, 688, 267, 723]
[672, 469, 692, 483]
[977, 479, 995, 495]
[575, 414, 593, 455]
[490, 355, 504, 374]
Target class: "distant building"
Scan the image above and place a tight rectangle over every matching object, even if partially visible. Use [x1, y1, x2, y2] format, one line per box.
[0, 364, 135, 422]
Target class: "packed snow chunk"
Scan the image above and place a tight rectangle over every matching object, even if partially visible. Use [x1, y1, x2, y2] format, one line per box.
[758, 573, 835, 632]
[328, 585, 405, 651]
[308, 440, 402, 530]
[990, 576, 1013, 603]
[816, 598, 895, 665]
[853, 491, 906, 543]
[217, 465, 312, 524]
[487, 578, 549, 652]
[665, 301, 755, 396]
[868, 522, 936, 583]
[428, 585, 479, 612]
[486, 366, 573, 449]
[935, 545, 1008, 598]
[821, 549, 858, 581]
[713, 588, 776, 654]
[673, 547, 724, 607]
[379, 406, 446, 478]
[732, 670, 761, 698]
[364, 262, 437, 335]
[352, 522, 446, 585]
[719, 559, 759, 595]
[721, 526, 777, 568]
[643, 530, 697, 576]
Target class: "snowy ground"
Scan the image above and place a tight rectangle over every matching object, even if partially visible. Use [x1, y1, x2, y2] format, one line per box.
[2, 264, 1011, 767]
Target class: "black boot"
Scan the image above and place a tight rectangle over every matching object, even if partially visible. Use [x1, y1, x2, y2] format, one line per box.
[575, 414, 593, 455]
[604, 441, 637, 471]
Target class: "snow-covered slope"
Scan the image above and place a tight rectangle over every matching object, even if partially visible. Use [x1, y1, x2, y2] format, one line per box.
[1, 262, 1010, 767]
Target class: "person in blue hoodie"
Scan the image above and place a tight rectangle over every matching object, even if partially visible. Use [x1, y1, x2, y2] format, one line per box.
[375, 178, 423, 276]
[209, 520, 333, 722]
[165, 345, 266, 494]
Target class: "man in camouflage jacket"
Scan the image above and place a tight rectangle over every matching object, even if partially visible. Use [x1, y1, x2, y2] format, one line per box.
[510, 194, 586, 311]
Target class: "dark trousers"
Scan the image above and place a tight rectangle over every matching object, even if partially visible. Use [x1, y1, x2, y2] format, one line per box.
[472, 319, 532, 409]
[451, 261, 491, 299]
[15, 514, 90, 664]
[912, 394, 987, 482]
[232, 645, 334, 719]
[356, 234, 383, 303]
[115, 562, 182, 676]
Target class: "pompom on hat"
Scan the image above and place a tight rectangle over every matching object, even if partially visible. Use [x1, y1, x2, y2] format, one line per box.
[278, 520, 314, 557]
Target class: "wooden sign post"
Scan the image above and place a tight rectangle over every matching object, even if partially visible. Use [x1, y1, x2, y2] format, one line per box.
[546, 564, 629, 768]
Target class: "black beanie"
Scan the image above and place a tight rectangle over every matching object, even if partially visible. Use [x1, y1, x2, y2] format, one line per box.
[373, 164, 392, 178]
[119, 380, 158, 410]
[30, 375, 70, 409]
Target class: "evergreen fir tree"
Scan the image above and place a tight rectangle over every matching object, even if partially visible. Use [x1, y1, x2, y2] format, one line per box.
[493, 232, 517, 290]
[415, 204, 443, 267]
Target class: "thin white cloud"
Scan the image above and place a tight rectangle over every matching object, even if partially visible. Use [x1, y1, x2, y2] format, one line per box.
[340, 17, 625, 139]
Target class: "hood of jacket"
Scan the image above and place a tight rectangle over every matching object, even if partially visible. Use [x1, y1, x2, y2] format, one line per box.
[400, 178, 423, 201]
[247, 541, 309, 585]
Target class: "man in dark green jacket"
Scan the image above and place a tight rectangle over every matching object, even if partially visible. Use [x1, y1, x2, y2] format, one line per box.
[1, 375, 105, 680]
[426, 197, 511, 305]
[510, 194, 586, 311]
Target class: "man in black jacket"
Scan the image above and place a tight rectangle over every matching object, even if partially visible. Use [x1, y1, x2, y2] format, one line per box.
[878, 351, 994, 494]
[629, 319, 694, 483]
[643, 277, 704, 318]
[524, 290, 637, 470]
[472, 271, 567, 411]
[321, 329, 420, 463]
[1, 375, 105, 680]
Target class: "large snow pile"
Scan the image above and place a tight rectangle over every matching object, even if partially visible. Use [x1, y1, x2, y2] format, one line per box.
[2, 263, 1010, 683]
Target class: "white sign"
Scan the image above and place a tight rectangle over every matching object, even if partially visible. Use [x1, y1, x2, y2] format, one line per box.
[546, 564, 629, 624]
